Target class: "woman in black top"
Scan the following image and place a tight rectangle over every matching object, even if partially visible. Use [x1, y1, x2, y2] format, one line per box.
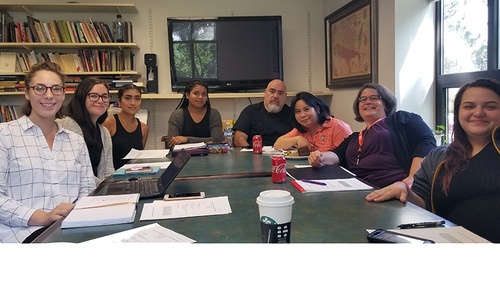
[103, 84, 149, 169]
[167, 80, 223, 148]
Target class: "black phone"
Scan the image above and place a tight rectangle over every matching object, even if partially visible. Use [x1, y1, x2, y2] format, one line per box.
[367, 229, 435, 244]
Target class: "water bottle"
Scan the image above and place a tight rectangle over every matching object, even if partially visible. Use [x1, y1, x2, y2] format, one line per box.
[224, 127, 233, 147]
[114, 14, 124, 42]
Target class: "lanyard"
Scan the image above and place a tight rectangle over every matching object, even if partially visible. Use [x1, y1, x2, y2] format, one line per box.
[356, 117, 385, 164]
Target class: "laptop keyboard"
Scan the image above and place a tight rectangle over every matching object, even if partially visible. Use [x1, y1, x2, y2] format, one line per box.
[129, 180, 159, 195]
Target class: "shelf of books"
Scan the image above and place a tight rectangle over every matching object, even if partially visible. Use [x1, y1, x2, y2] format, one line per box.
[0, 3, 140, 96]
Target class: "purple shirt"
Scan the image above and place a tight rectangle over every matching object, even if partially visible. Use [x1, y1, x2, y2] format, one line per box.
[345, 121, 406, 188]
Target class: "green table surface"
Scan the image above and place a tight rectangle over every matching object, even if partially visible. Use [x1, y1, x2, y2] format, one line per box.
[43, 171, 448, 243]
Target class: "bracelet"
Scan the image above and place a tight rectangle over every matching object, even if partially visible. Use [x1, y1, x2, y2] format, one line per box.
[399, 180, 411, 192]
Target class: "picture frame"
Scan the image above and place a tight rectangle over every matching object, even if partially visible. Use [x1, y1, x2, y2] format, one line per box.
[325, 0, 378, 88]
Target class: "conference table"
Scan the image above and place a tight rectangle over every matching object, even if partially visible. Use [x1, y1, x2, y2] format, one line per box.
[41, 149, 450, 243]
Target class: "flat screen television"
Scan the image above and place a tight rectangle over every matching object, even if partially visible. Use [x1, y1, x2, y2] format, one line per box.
[167, 16, 283, 92]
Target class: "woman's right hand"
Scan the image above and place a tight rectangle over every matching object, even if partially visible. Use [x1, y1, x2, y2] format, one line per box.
[28, 203, 75, 226]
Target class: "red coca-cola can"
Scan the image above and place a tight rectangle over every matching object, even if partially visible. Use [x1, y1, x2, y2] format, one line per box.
[272, 155, 287, 183]
[252, 135, 263, 154]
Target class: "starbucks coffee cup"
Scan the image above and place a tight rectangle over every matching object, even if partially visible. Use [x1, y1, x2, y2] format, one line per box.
[256, 190, 294, 243]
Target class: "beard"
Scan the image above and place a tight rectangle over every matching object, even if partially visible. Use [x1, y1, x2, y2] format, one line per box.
[265, 100, 282, 113]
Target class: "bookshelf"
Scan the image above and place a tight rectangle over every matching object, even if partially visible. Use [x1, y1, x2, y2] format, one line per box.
[0, 3, 140, 96]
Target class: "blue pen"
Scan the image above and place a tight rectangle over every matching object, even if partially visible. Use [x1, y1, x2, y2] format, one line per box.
[72, 198, 79, 204]
[301, 179, 327, 186]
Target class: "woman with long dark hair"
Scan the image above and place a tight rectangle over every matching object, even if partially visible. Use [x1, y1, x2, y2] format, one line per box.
[103, 84, 149, 169]
[167, 80, 223, 148]
[58, 76, 114, 184]
[366, 78, 500, 242]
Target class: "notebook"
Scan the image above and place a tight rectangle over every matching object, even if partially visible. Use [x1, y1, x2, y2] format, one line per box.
[94, 149, 191, 199]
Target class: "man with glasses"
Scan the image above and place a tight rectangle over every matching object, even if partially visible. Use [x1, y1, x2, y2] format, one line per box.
[57, 77, 115, 185]
[308, 83, 436, 188]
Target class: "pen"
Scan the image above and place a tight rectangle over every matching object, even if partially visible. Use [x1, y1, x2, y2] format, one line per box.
[300, 179, 327, 186]
[397, 220, 445, 229]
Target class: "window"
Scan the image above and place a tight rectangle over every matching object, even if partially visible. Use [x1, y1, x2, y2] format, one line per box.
[170, 21, 218, 80]
[435, 0, 500, 141]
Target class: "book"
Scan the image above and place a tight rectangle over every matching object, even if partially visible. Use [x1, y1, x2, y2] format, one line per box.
[112, 165, 161, 177]
[61, 194, 140, 228]
[0, 52, 17, 73]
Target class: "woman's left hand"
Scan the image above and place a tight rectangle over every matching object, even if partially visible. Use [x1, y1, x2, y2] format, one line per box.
[365, 182, 408, 203]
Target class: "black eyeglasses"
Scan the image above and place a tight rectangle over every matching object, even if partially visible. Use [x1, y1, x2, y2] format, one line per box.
[29, 84, 65, 96]
[358, 95, 382, 103]
[87, 93, 111, 102]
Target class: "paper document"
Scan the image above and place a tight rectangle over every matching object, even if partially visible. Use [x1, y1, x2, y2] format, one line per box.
[84, 223, 196, 243]
[118, 161, 172, 170]
[291, 178, 373, 193]
[140, 196, 232, 221]
[262, 146, 281, 154]
[123, 148, 170, 159]
[62, 194, 140, 228]
[366, 226, 491, 243]
[173, 142, 206, 150]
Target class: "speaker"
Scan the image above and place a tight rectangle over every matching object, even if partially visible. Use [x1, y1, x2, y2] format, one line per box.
[144, 53, 158, 93]
[145, 53, 157, 67]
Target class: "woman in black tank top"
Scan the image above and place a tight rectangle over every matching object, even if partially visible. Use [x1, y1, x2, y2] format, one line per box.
[103, 84, 149, 169]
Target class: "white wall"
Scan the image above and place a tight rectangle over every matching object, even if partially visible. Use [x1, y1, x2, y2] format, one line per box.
[5, 0, 437, 148]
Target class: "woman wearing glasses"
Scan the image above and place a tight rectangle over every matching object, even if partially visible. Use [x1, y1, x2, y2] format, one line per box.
[58, 77, 114, 185]
[308, 83, 436, 188]
[0, 61, 95, 243]
[103, 84, 149, 169]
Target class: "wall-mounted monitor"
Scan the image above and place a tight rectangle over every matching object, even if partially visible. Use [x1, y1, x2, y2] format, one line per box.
[167, 16, 283, 92]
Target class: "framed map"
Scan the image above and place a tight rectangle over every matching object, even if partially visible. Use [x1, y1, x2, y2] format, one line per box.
[325, 0, 378, 88]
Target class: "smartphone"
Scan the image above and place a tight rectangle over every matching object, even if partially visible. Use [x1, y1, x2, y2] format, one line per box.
[367, 229, 435, 244]
[163, 192, 206, 201]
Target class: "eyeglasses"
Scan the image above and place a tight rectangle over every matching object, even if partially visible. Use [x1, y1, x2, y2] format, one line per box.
[358, 95, 382, 103]
[87, 93, 111, 102]
[29, 84, 65, 96]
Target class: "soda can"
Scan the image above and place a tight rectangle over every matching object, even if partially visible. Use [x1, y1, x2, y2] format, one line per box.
[252, 135, 263, 154]
[272, 155, 287, 183]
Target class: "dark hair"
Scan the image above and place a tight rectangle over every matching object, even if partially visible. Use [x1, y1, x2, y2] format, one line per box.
[118, 83, 144, 100]
[353, 83, 397, 122]
[63, 76, 110, 146]
[441, 78, 500, 194]
[291, 92, 332, 133]
[175, 80, 210, 110]
[22, 61, 66, 118]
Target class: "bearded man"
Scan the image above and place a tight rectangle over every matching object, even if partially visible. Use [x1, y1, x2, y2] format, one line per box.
[233, 79, 293, 147]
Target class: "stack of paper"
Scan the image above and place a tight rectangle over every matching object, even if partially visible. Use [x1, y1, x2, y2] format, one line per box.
[140, 196, 232, 221]
[84, 223, 196, 243]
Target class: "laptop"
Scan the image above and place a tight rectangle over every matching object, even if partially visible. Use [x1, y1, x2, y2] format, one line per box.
[93, 149, 191, 199]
